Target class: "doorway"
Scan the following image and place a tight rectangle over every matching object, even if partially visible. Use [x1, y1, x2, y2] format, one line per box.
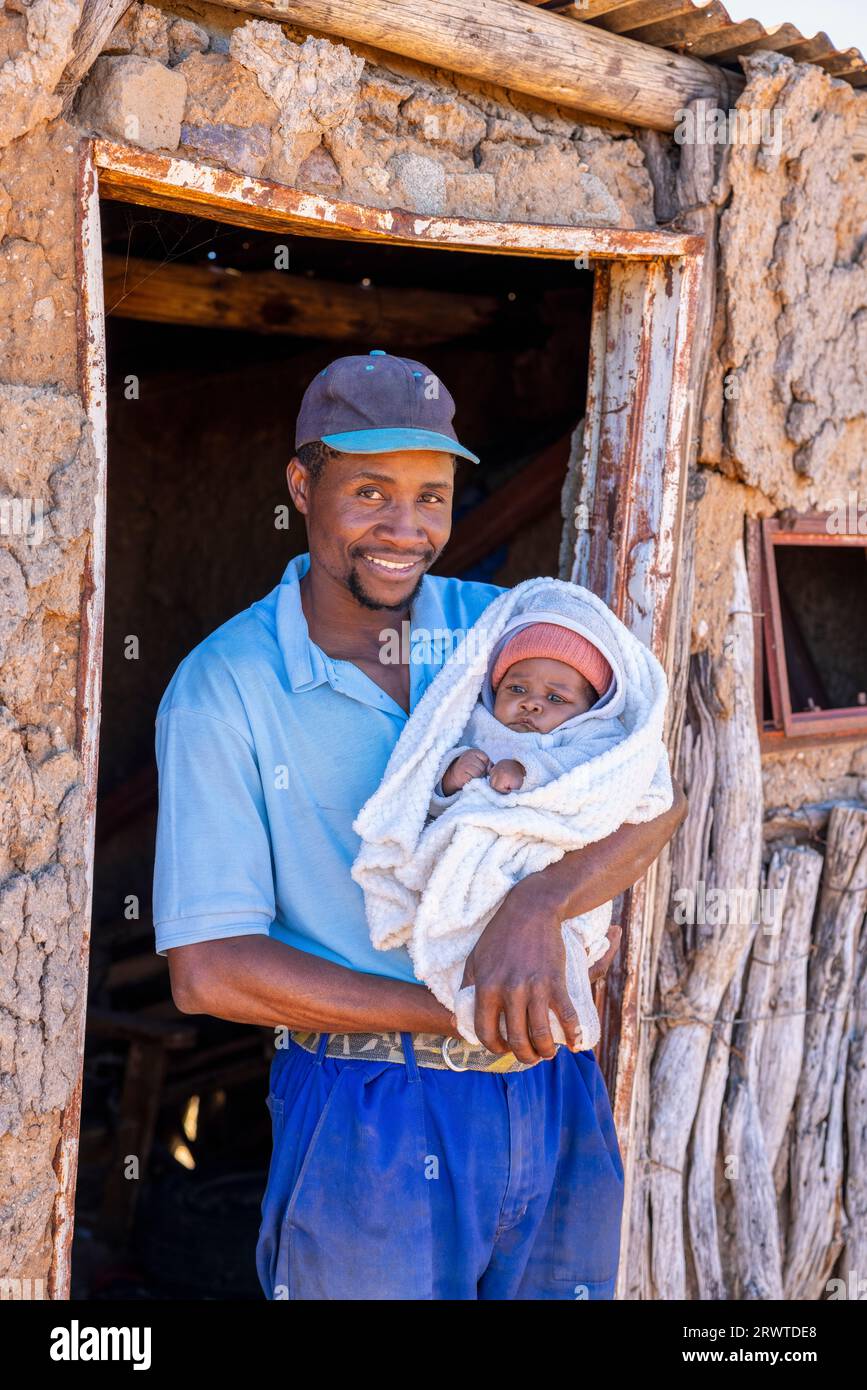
[74, 200, 597, 1300]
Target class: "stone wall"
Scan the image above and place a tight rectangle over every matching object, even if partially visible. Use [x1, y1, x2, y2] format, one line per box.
[700, 51, 867, 510]
[687, 51, 867, 810]
[72, 1, 657, 227]
[0, 112, 94, 1288]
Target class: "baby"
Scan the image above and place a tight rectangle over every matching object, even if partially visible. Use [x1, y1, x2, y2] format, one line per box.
[353, 586, 672, 1054]
[434, 620, 615, 807]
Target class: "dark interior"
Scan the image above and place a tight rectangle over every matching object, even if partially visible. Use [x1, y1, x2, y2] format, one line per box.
[771, 544, 867, 717]
[72, 200, 594, 1298]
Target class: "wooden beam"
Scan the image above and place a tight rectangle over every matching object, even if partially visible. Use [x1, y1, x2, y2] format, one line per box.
[57, 0, 135, 113]
[686, 17, 766, 56]
[96, 1037, 169, 1243]
[201, 0, 743, 132]
[87, 1006, 197, 1049]
[707, 23, 808, 63]
[106, 951, 168, 990]
[593, 1, 698, 38]
[102, 252, 502, 344]
[614, 2, 731, 51]
[434, 432, 572, 575]
[49, 139, 108, 1305]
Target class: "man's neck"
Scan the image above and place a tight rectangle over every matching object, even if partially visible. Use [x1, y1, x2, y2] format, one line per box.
[299, 559, 413, 661]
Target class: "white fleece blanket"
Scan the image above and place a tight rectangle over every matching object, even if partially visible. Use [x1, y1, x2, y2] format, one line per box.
[351, 577, 673, 1051]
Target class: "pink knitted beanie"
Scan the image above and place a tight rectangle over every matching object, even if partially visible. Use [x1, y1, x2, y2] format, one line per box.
[491, 622, 614, 699]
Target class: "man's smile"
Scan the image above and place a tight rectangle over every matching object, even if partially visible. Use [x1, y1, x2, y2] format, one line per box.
[359, 552, 428, 575]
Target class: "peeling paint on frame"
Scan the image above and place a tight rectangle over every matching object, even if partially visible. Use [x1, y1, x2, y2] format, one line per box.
[50, 141, 108, 1301]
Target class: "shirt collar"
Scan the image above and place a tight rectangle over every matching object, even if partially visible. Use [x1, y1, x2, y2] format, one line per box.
[275, 552, 328, 692]
[274, 552, 449, 696]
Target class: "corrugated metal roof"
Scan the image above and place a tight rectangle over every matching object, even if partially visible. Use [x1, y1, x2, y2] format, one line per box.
[524, 0, 867, 89]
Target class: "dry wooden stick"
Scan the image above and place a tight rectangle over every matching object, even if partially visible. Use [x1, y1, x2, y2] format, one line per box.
[57, 0, 135, 112]
[840, 908, 867, 1294]
[688, 968, 743, 1300]
[646, 542, 763, 1300]
[756, 848, 823, 1172]
[717, 849, 822, 1300]
[784, 806, 867, 1299]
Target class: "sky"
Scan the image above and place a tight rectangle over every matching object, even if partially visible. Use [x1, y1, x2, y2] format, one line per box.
[722, 0, 867, 55]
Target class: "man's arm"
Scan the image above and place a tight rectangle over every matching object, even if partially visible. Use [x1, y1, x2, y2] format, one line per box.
[168, 782, 685, 1056]
[168, 934, 458, 1035]
[154, 701, 459, 1037]
[463, 778, 687, 1063]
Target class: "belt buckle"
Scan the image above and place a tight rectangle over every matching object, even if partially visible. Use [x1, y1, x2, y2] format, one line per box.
[441, 1036, 468, 1072]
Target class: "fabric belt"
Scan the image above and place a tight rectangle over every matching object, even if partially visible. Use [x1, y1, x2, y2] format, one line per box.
[290, 1029, 536, 1073]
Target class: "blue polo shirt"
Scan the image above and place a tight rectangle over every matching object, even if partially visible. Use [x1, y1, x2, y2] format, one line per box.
[152, 552, 504, 981]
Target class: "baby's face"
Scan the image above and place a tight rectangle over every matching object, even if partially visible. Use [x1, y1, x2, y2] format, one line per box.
[492, 657, 597, 733]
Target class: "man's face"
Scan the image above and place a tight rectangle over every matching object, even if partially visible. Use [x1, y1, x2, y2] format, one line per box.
[492, 658, 597, 733]
[287, 448, 455, 610]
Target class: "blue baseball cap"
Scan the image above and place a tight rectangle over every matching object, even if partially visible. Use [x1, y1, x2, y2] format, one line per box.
[295, 350, 480, 464]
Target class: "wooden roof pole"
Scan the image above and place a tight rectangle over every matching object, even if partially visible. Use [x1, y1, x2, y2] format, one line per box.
[58, 0, 137, 111]
[205, 0, 744, 131]
[101, 252, 503, 343]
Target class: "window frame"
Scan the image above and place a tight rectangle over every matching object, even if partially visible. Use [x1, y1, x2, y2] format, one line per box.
[747, 514, 867, 750]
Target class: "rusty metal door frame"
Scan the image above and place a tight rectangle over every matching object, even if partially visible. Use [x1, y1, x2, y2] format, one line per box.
[65, 136, 704, 1296]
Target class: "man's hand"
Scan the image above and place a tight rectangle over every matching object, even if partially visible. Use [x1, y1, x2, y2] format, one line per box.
[460, 883, 580, 1064]
[441, 747, 492, 796]
[459, 776, 686, 1063]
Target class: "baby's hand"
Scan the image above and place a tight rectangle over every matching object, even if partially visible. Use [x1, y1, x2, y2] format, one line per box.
[441, 748, 492, 796]
[488, 758, 526, 793]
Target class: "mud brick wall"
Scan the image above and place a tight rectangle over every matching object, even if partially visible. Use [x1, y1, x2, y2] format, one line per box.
[687, 52, 867, 810]
[73, 2, 658, 226]
[0, 111, 93, 1288]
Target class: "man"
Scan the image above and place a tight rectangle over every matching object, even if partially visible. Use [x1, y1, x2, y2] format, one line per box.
[153, 350, 686, 1300]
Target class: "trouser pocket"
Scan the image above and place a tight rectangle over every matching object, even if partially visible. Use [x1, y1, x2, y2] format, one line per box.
[262, 1049, 434, 1301]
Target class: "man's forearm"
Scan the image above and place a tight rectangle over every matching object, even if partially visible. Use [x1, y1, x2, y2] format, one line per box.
[169, 935, 456, 1034]
[510, 778, 688, 920]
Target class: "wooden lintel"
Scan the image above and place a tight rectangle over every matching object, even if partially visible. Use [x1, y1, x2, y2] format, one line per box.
[93, 142, 704, 260]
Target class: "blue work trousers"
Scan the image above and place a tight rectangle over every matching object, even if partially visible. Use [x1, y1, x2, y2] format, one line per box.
[256, 1034, 624, 1300]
